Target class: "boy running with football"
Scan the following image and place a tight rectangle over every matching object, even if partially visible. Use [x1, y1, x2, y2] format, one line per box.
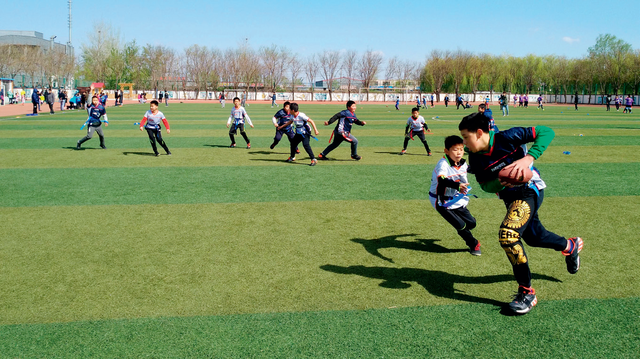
[458, 113, 583, 315]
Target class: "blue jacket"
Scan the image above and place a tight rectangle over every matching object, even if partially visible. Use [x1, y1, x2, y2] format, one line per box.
[31, 89, 39, 104]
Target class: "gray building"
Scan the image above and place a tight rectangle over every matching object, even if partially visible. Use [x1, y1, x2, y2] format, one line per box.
[0, 30, 73, 53]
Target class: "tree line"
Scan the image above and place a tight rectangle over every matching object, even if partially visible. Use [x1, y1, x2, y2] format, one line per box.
[1, 27, 638, 104]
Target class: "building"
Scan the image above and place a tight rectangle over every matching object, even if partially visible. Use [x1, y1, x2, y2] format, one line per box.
[0, 30, 73, 53]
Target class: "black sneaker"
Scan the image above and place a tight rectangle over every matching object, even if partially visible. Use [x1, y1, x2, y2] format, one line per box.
[155, 153, 160, 157]
[100, 145, 107, 149]
[351, 155, 362, 161]
[469, 242, 481, 256]
[269, 143, 276, 150]
[286, 157, 295, 162]
[76, 142, 81, 150]
[563, 237, 583, 274]
[508, 286, 537, 314]
[166, 152, 172, 156]
[318, 153, 328, 160]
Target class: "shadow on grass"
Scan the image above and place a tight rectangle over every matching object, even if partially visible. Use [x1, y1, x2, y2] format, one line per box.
[374, 151, 436, 156]
[63, 146, 102, 151]
[123, 151, 156, 156]
[203, 144, 233, 148]
[351, 234, 467, 263]
[320, 264, 561, 308]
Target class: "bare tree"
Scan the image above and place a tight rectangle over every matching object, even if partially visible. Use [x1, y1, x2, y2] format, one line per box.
[358, 50, 383, 101]
[288, 56, 303, 99]
[304, 55, 319, 99]
[384, 56, 398, 100]
[318, 50, 341, 101]
[260, 45, 289, 92]
[342, 50, 358, 99]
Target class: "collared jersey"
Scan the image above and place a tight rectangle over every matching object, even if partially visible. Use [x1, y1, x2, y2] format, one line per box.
[143, 110, 167, 129]
[407, 115, 427, 132]
[332, 109, 361, 134]
[273, 108, 293, 129]
[429, 156, 470, 209]
[466, 127, 546, 197]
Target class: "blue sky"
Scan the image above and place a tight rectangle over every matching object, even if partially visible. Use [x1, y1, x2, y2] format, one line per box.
[4, 0, 638, 63]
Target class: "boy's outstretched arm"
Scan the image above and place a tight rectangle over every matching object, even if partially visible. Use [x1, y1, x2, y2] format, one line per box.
[324, 112, 341, 126]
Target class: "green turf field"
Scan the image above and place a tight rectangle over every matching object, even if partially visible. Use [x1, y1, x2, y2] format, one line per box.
[1, 102, 639, 357]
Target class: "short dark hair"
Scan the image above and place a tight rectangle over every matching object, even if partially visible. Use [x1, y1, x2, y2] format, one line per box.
[445, 135, 464, 149]
[458, 112, 490, 132]
[411, 107, 420, 113]
[91, 95, 98, 100]
[283, 101, 291, 107]
[346, 100, 355, 109]
[233, 97, 240, 102]
[478, 103, 486, 110]
[150, 100, 159, 106]
[290, 102, 299, 112]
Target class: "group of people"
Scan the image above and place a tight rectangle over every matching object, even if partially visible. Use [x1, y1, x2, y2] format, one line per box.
[602, 94, 634, 113]
[71, 96, 584, 315]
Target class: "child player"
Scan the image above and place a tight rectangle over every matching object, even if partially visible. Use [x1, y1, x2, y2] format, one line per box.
[317, 100, 366, 161]
[429, 135, 481, 255]
[400, 107, 432, 156]
[227, 97, 253, 148]
[537, 94, 544, 110]
[76, 95, 109, 150]
[269, 101, 298, 153]
[458, 112, 583, 314]
[139, 100, 171, 156]
[277, 102, 319, 166]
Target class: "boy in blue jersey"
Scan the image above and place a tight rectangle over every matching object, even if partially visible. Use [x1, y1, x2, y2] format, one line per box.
[395, 97, 400, 110]
[76, 96, 109, 150]
[317, 100, 367, 161]
[270, 101, 298, 153]
[277, 102, 319, 166]
[459, 113, 583, 314]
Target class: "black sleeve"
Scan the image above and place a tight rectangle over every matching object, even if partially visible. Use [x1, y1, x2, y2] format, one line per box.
[326, 112, 341, 125]
[405, 125, 410, 135]
[354, 119, 365, 126]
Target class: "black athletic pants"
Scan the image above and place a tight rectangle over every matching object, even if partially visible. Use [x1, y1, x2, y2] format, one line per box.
[403, 130, 431, 153]
[498, 187, 567, 288]
[290, 134, 314, 159]
[229, 123, 250, 145]
[436, 204, 478, 248]
[146, 126, 170, 154]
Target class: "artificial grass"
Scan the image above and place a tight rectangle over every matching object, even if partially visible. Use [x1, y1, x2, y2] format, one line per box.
[0, 297, 637, 358]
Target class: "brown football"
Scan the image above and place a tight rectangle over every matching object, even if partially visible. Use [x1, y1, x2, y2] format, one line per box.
[498, 166, 533, 184]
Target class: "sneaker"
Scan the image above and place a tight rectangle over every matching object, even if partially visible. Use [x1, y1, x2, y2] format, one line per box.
[246, 143, 251, 149]
[296, 148, 300, 154]
[100, 145, 107, 149]
[563, 237, 583, 274]
[286, 157, 295, 162]
[166, 152, 172, 156]
[310, 159, 317, 166]
[318, 153, 328, 160]
[269, 143, 275, 150]
[76, 142, 81, 150]
[508, 286, 537, 314]
[351, 155, 362, 161]
[155, 153, 160, 157]
[469, 242, 481, 256]
[400, 149, 406, 155]
[427, 152, 432, 156]
[229, 144, 236, 148]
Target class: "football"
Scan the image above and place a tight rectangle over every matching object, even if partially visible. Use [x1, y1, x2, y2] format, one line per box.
[498, 166, 533, 184]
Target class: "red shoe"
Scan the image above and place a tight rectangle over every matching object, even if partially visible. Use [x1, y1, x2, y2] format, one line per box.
[246, 143, 251, 149]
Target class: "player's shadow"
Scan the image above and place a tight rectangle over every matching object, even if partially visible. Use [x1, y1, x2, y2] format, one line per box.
[374, 151, 434, 156]
[203, 144, 233, 148]
[351, 234, 467, 263]
[320, 264, 561, 308]
[248, 150, 278, 155]
[122, 151, 156, 156]
[63, 146, 101, 150]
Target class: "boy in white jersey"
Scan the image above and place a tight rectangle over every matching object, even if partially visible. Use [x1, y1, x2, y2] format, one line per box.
[428, 135, 481, 255]
[139, 100, 171, 156]
[226, 97, 253, 148]
[400, 107, 432, 156]
[277, 102, 319, 166]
